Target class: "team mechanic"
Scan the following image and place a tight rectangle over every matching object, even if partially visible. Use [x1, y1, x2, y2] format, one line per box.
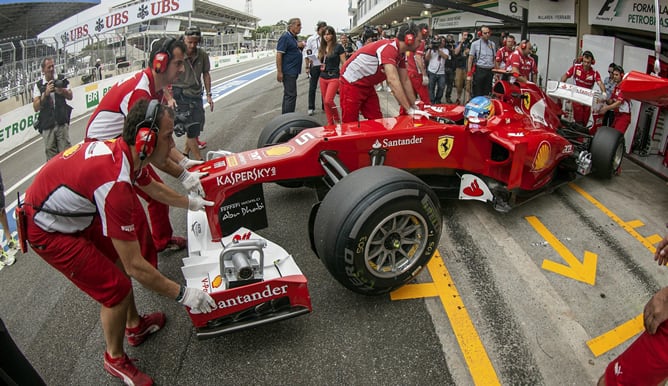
[339, 23, 429, 123]
[401, 23, 431, 115]
[172, 25, 214, 161]
[85, 37, 206, 253]
[24, 99, 215, 385]
[560, 50, 607, 127]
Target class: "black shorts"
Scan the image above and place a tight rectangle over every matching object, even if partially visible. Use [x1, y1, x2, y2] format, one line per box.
[0, 172, 5, 209]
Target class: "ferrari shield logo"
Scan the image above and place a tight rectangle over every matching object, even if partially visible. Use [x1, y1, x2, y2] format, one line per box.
[437, 135, 454, 159]
[522, 93, 531, 110]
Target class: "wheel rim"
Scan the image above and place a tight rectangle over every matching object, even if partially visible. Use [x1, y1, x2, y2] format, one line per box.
[364, 210, 429, 278]
[612, 141, 624, 171]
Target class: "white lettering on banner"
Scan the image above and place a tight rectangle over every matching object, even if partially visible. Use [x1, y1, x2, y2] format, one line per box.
[46, 0, 194, 43]
[216, 284, 289, 309]
[216, 167, 277, 186]
[375, 135, 424, 148]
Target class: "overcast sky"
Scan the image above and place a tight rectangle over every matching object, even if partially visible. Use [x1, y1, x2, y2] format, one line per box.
[225, 0, 350, 33]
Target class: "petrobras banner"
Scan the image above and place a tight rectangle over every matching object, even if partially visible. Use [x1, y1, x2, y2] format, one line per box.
[589, 0, 668, 33]
[497, 0, 576, 23]
[53, 0, 194, 44]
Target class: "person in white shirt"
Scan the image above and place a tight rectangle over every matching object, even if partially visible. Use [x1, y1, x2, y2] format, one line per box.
[425, 37, 449, 104]
[304, 21, 327, 115]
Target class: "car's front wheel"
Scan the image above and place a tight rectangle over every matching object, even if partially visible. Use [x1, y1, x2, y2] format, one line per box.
[313, 166, 442, 295]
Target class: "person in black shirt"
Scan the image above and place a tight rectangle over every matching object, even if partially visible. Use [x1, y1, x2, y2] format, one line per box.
[318, 26, 346, 125]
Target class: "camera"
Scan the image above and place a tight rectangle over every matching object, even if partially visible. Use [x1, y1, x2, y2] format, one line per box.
[53, 77, 69, 88]
[173, 109, 192, 137]
[430, 38, 441, 50]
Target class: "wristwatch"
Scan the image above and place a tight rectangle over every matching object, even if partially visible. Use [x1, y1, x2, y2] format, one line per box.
[207, 93, 212, 97]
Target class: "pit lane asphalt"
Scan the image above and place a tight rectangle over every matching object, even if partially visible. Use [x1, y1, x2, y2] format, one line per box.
[0, 56, 667, 385]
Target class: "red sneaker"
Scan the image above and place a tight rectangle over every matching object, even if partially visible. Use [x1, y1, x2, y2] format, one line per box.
[197, 139, 207, 149]
[103, 352, 153, 386]
[125, 312, 166, 347]
[164, 236, 187, 251]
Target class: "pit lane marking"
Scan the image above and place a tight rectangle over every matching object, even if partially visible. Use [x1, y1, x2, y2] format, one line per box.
[391, 251, 501, 385]
[567, 183, 662, 357]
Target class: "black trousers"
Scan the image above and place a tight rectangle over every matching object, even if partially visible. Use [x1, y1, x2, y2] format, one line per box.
[472, 67, 494, 98]
[308, 65, 322, 110]
[282, 74, 298, 114]
[0, 318, 46, 385]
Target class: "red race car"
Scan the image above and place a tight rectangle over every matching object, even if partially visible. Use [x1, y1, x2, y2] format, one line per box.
[182, 73, 663, 337]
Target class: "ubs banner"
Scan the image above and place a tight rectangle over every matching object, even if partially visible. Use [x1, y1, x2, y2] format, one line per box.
[589, 0, 668, 33]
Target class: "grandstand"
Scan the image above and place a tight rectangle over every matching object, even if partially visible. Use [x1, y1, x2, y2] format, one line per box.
[0, 0, 261, 113]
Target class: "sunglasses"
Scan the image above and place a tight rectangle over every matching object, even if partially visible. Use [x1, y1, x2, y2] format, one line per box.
[185, 30, 201, 37]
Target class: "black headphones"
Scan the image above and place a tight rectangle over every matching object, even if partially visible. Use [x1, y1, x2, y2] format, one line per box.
[135, 99, 161, 161]
[152, 37, 176, 73]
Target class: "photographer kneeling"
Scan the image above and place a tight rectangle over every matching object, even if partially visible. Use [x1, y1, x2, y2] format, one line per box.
[32, 57, 73, 161]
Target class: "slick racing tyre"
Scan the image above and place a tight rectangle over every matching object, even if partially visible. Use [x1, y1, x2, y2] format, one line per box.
[314, 166, 442, 295]
[591, 126, 624, 178]
[257, 112, 322, 187]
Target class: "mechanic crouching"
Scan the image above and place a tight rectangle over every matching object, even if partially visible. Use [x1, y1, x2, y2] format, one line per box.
[23, 99, 216, 385]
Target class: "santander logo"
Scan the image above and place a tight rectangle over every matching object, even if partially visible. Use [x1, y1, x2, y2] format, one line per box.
[463, 179, 484, 197]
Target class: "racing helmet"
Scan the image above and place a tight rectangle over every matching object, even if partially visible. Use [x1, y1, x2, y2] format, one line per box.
[464, 96, 494, 120]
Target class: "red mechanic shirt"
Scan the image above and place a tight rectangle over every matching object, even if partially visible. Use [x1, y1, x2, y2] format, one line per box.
[507, 50, 533, 79]
[563, 63, 601, 89]
[25, 140, 152, 238]
[85, 67, 164, 141]
[406, 40, 425, 74]
[341, 38, 407, 87]
[495, 46, 514, 68]
[611, 83, 631, 114]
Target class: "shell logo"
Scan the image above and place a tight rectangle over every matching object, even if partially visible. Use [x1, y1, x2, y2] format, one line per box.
[264, 145, 294, 157]
[532, 141, 551, 171]
[212, 275, 223, 288]
[62, 143, 82, 158]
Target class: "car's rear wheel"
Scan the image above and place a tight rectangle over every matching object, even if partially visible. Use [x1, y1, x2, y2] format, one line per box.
[257, 113, 321, 187]
[313, 166, 442, 295]
[591, 126, 624, 178]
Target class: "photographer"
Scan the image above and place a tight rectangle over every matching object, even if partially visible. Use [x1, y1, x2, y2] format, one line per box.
[425, 36, 449, 104]
[453, 31, 472, 104]
[32, 57, 73, 160]
[443, 34, 456, 103]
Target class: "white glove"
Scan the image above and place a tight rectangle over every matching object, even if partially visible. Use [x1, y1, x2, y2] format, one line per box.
[188, 194, 214, 211]
[178, 169, 207, 197]
[178, 157, 204, 169]
[422, 75, 429, 86]
[600, 92, 608, 100]
[177, 287, 216, 314]
[407, 107, 431, 119]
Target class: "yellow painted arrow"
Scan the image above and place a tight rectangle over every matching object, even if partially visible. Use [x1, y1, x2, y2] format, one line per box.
[526, 216, 598, 285]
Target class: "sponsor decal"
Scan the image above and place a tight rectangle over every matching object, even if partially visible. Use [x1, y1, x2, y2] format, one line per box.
[201, 277, 210, 293]
[532, 141, 551, 171]
[514, 106, 523, 114]
[523, 92, 531, 110]
[264, 145, 294, 157]
[216, 167, 277, 186]
[437, 135, 454, 159]
[216, 284, 289, 309]
[212, 275, 223, 288]
[226, 155, 238, 167]
[374, 135, 424, 148]
[237, 153, 247, 165]
[190, 221, 202, 237]
[295, 132, 316, 146]
[212, 160, 226, 169]
[232, 231, 252, 241]
[62, 143, 82, 158]
[459, 174, 494, 202]
[508, 132, 525, 137]
[249, 150, 262, 161]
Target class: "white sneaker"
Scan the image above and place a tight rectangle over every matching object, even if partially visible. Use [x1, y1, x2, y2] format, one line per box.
[307, 109, 314, 116]
[7, 237, 17, 251]
[0, 251, 14, 266]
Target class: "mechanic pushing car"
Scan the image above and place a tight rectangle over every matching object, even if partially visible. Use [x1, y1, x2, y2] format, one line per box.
[339, 22, 430, 123]
[22, 99, 215, 385]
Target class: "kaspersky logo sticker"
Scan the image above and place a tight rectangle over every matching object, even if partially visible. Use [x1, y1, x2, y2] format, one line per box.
[437, 135, 454, 159]
[597, 0, 622, 20]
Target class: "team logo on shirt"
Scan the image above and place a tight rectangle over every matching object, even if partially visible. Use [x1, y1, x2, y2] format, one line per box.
[61, 143, 82, 159]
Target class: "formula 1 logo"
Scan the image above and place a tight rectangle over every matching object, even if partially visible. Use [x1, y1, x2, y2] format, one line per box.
[597, 0, 622, 19]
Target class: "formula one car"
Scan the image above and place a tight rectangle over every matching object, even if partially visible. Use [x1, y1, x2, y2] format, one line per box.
[180, 72, 665, 337]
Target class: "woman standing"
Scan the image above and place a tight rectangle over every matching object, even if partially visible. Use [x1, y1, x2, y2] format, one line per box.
[318, 26, 346, 125]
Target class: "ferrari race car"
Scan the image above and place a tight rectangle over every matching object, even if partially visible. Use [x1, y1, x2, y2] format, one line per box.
[180, 72, 664, 338]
